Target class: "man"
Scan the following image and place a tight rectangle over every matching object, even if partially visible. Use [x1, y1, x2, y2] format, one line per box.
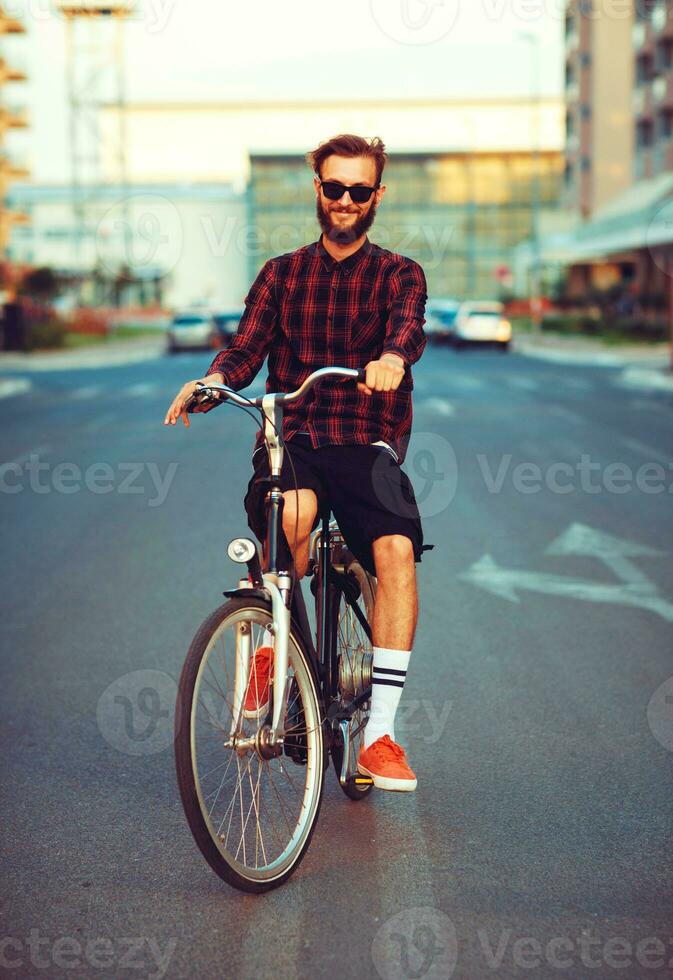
[164, 133, 428, 791]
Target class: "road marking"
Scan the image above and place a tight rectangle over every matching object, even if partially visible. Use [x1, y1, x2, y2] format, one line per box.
[125, 382, 160, 397]
[517, 345, 623, 366]
[620, 437, 672, 468]
[460, 522, 673, 622]
[419, 397, 455, 417]
[71, 385, 102, 400]
[0, 377, 32, 399]
[615, 367, 673, 392]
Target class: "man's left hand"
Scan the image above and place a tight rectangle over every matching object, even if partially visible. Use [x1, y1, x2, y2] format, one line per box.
[357, 353, 405, 396]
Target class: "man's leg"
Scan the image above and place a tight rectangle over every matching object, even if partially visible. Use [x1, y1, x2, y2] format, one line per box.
[371, 534, 418, 650]
[281, 488, 318, 579]
[361, 534, 418, 756]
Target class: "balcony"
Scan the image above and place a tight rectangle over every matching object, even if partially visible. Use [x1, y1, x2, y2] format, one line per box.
[0, 9, 25, 33]
[0, 58, 27, 83]
[0, 104, 28, 128]
[0, 151, 29, 178]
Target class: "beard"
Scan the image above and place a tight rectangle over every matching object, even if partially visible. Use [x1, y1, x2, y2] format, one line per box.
[316, 196, 378, 245]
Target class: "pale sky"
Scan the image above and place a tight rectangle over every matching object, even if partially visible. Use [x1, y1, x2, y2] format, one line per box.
[6, 0, 565, 183]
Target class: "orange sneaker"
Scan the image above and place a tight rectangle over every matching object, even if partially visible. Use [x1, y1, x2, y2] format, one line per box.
[242, 645, 273, 719]
[357, 734, 417, 792]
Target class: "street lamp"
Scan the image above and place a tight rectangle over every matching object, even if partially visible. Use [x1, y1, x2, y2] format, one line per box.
[518, 30, 543, 334]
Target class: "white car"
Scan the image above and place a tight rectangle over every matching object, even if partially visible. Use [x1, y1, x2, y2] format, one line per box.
[453, 301, 512, 351]
[425, 299, 460, 344]
[166, 311, 218, 353]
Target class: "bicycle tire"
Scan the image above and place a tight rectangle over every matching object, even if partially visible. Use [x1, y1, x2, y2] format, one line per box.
[330, 559, 377, 800]
[175, 595, 325, 893]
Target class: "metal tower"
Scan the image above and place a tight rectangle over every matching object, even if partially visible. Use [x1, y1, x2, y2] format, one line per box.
[57, 2, 133, 281]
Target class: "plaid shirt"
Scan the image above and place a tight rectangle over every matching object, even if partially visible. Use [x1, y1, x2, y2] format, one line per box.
[206, 235, 427, 464]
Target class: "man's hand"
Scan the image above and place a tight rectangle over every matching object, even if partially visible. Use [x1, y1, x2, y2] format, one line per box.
[164, 372, 225, 428]
[357, 353, 405, 397]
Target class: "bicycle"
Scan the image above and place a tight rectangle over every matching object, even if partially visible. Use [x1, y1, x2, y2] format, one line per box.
[174, 366, 379, 893]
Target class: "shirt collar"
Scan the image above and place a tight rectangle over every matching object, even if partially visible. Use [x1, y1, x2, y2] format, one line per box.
[310, 234, 372, 275]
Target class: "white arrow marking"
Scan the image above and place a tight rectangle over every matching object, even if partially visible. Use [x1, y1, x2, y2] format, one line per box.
[419, 397, 455, 417]
[461, 523, 673, 622]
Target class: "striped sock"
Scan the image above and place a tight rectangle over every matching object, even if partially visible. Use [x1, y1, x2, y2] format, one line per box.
[364, 646, 411, 749]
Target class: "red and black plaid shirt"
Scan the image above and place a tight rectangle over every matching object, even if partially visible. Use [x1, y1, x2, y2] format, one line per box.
[206, 235, 427, 464]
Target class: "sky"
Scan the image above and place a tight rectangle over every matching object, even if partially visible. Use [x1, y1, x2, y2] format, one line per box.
[5, 0, 565, 183]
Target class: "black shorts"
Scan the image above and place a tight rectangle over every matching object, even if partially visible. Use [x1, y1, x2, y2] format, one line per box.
[243, 435, 427, 577]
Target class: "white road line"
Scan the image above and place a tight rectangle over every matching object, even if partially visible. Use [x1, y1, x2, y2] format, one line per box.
[125, 382, 160, 397]
[70, 385, 103, 400]
[419, 397, 455, 417]
[620, 437, 672, 468]
[0, 377, 32, 399]
[615, 367, 673, 392]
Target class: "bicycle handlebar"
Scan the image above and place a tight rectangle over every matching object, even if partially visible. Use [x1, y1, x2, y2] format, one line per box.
[187, 366, 366, 413]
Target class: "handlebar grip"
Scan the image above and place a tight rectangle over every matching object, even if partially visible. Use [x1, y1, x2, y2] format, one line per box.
[355, 368, 367, 384]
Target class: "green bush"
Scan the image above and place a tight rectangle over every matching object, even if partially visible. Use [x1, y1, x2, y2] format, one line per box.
[541, 312, 601, 335]
[24, 316, 67, 351]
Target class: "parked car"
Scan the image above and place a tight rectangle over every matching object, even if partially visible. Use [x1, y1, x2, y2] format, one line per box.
[166, 311, 218, 353]
[452, 301, 512, 351]
[212, 309, 244, 348]
[425, 299, 460, 344]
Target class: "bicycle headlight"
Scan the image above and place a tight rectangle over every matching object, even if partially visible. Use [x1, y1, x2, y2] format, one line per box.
[227, 538, 257, 564]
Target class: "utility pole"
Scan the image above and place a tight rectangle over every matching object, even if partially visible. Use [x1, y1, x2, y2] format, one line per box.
[57, 2, 133, 302]
[519, 30, 543, 333]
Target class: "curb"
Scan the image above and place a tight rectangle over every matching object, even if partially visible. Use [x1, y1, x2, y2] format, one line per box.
[0, 339, 166, 372]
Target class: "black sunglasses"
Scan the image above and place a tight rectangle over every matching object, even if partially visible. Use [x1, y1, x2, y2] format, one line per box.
[318, 179, 380, 204]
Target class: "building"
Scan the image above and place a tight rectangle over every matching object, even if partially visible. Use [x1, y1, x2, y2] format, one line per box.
[0, 5, 28, 257]
[632, 0, 673, 180]
[563, 0, 634, 219]
[6, 95, 565, 306]
[250, 148, 563, 301]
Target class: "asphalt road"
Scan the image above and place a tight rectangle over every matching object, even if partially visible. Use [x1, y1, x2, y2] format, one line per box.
[2, 342, 673, 980]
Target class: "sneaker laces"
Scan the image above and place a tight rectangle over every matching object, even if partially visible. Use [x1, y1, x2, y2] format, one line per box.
[371, 734, 406, 761]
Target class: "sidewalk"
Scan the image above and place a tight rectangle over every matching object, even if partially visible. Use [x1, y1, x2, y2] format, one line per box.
[0, 334, 166, 372]
[514, 330, 673, 391]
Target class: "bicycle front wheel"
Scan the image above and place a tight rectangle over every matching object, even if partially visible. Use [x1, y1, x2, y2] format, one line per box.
[175, 596, 324, 893]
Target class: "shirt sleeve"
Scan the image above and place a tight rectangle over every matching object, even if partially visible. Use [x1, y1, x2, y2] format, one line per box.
[205, 260, 278, 389]
[381, 259, 428, 367]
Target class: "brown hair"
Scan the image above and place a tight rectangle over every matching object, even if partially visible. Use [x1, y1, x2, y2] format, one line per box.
[306, 134, 387, 185]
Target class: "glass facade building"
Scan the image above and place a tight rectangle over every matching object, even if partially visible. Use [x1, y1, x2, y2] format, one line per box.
[250, 150, 563, 300]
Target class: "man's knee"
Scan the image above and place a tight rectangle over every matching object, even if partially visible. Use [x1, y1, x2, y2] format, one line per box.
[372, 534, 415, 578]
[282, 488, 318, 540]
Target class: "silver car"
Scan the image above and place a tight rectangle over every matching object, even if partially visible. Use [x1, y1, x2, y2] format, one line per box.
[166, 311, 218, 353]
[453, 301, 512, 352]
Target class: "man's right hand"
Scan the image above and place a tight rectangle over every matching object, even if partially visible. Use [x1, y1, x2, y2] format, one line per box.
[163, 372, 225, 428]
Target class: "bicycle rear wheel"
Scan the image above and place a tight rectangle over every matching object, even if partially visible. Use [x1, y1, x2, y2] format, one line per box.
[330, 559, 376, 800]
[175, 596, 324, 893]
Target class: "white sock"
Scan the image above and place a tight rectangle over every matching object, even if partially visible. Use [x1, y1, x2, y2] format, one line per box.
[259, 628, 274, 651]
[364, 647, 411, 749]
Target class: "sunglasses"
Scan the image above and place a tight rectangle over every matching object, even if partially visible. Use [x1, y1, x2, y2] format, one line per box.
[319, 179, 380, 204]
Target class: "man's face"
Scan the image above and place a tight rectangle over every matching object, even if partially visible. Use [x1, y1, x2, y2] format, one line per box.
[314, 155, 385, 245]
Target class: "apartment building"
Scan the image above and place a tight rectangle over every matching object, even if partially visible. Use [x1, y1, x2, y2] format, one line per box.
[0, 5, 28, 256]
[563, 0, 634, 218]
